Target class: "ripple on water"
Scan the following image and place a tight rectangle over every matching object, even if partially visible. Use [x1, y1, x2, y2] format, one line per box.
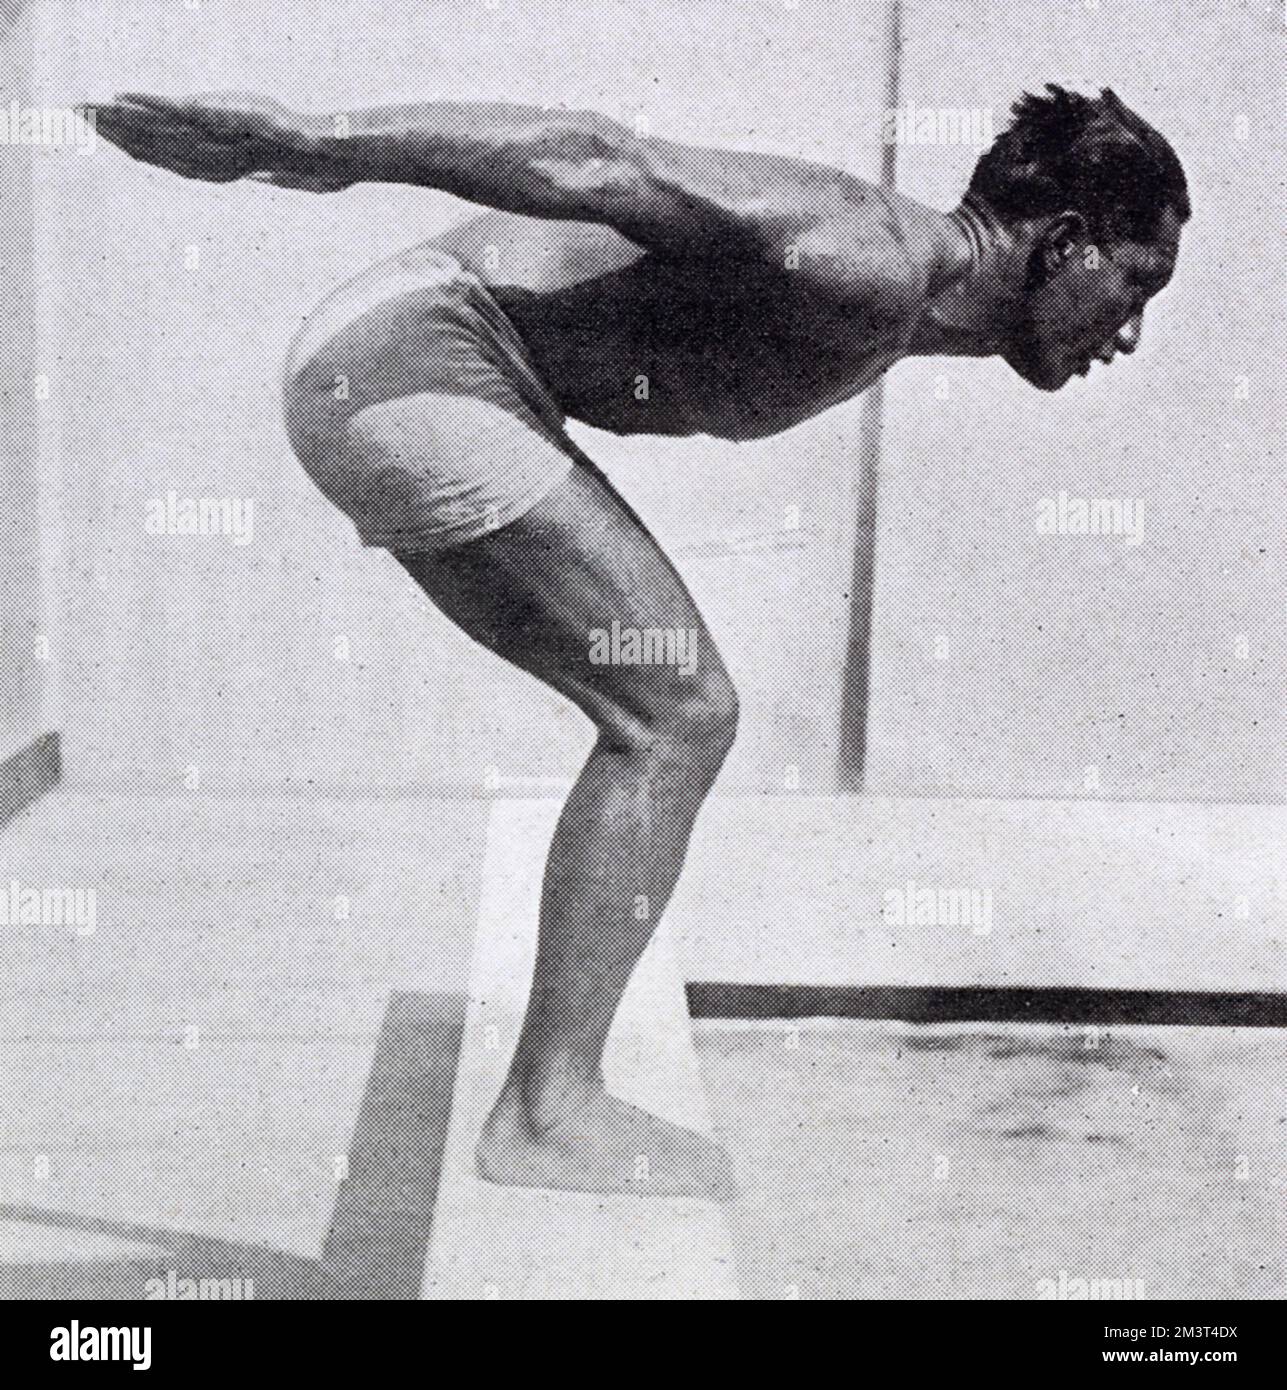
[885, 1027, 1187, 1148]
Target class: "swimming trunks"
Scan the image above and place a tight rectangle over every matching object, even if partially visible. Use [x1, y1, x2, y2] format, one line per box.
[281, 250, 578, 554]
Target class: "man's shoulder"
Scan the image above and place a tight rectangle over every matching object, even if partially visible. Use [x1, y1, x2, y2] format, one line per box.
[780, 183, 932, 325]
[644, 139, 940, 324]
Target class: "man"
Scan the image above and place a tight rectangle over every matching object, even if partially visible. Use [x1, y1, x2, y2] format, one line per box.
[90, 84, 1188, 1201]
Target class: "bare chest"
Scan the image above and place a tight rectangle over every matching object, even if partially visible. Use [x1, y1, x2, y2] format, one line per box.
[493, 257, 908, 439]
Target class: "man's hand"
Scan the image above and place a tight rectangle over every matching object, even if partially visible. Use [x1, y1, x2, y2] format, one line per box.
[83, 92, 353, 191]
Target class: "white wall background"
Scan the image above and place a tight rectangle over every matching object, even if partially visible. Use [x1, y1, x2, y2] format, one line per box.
[0, 1, 46, 766]
[867, 0, 1286, 800]
[37, 0, 891, 796]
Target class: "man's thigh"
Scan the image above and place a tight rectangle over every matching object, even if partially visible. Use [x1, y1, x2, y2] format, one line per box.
[394, 455, 735, 740]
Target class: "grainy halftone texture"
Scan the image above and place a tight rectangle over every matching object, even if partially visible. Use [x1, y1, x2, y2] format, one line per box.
[2, 0, 1281, 1304]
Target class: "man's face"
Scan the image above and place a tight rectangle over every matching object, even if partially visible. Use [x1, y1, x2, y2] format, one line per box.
[1007, 206, 1183, 391]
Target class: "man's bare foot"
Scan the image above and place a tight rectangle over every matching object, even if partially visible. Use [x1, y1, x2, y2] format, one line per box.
[476, 1083, 739, 1202]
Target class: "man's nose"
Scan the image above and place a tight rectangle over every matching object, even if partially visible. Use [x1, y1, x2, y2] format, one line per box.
[1114, 311, 1143, 355]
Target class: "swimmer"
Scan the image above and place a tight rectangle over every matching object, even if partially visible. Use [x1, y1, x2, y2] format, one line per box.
[89, 84, 1187, 1200]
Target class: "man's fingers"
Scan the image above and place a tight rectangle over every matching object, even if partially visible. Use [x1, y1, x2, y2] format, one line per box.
[98, 93, 248, 148]
[90, 101, 194, 143]
[115, 90, 278, 142]
[91, 114, 197, 165]
[105, 94, 221, 138]
[85, 93, 296, 183]
[94, 100, 236, 147]
[85, 102, 247, 181]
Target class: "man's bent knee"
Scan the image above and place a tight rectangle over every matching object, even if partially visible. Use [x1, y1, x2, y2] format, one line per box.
[644, 670, 740, 774]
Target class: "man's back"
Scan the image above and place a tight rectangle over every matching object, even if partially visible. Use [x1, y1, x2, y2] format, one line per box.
[416, 170, 946, 440]
[89, 96, 973, 438]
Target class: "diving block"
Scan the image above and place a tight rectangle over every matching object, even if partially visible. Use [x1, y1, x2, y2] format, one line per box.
[422, 799, 740, 1301]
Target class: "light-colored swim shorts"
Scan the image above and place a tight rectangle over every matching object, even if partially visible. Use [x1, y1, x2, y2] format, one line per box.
[282, 250, 578, 554]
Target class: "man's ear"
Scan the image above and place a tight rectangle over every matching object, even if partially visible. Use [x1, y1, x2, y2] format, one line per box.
[1039, 211, 1089, 278]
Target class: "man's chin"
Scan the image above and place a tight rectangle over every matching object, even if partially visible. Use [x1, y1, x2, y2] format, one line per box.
[1009, 354, 1073, 392]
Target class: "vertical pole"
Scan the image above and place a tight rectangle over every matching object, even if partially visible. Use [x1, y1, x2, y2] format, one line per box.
[837, 0, 902, 791]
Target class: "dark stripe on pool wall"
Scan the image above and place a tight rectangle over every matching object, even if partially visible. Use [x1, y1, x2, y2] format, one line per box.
[686, 984, 1287, 1029]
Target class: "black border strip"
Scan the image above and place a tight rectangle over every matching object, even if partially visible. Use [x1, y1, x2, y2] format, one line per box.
[686, 983, 1287, 1028]
[0, 730, 60, 831]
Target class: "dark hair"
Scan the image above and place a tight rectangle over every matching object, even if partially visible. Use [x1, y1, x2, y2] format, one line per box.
[968, 85, 1190, 241]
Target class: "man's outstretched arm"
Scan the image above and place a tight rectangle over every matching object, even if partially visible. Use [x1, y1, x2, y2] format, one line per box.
[87, 92, 813, 261]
